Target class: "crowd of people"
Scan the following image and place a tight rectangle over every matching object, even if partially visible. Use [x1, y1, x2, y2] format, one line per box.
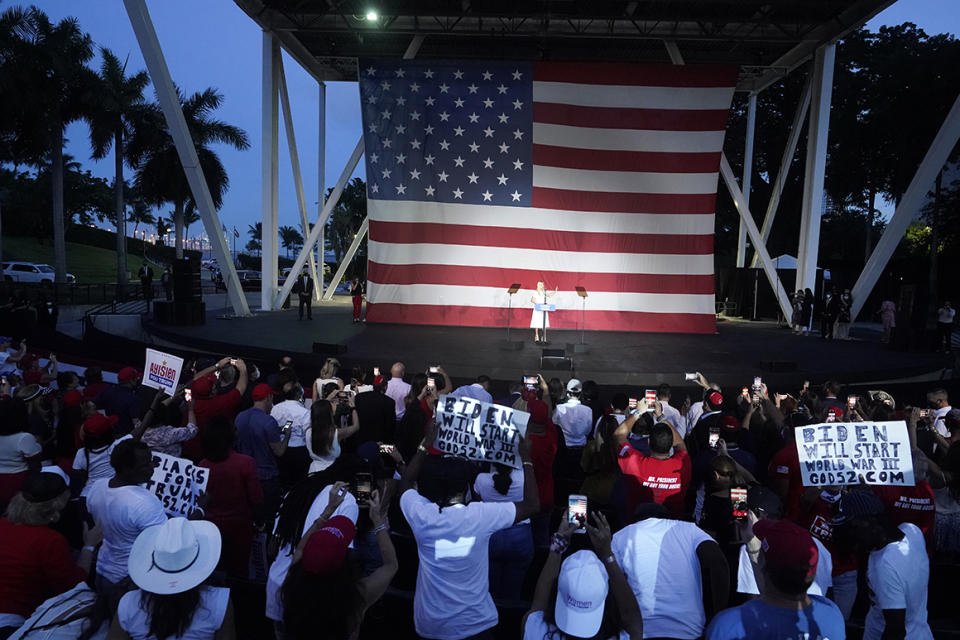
[0, 347, 957, 640]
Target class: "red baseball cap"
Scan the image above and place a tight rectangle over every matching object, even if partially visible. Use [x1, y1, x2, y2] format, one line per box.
[753, 519, 818, 578]
[62, 390, 83, 409]
[251, 383, 274, 402]
[191, 375, 216, 397]
[722, 415, 740, 430]
[82, 413, 119, 437]
[117, 367, 140, 383]
[707, 391, 724, 408]
[301, 515, 356, 576]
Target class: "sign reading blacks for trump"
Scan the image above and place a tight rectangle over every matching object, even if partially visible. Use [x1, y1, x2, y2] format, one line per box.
[435, 395, 529, 469]
[142, 348, 183, 394]
[795, 421, 914, 486]
[145, 452, 209, 517]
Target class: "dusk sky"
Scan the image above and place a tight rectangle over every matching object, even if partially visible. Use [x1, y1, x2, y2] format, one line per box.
[32, 0, 960, 239]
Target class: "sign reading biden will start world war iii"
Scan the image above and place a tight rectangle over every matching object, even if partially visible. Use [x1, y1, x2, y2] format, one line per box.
[434, 395, 529, 469]
[795, 421, 914, 486]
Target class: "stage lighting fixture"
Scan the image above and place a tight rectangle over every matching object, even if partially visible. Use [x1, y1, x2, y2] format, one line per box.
[366, 10, 378, 21]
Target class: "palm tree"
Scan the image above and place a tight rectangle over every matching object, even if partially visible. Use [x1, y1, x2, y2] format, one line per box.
[86, 47, 149, 286]
[247, 222, 262, 256]
[2, 8, 97, 283]
[155, 216, 171, 245]
[278, 225, 303, 259]
[128, 87, 249, 259]
[128, 200, 155, 236]
[182, 203, 200, 247]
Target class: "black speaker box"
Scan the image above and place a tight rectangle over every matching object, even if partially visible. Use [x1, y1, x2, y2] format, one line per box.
[312, 342, 347, 355]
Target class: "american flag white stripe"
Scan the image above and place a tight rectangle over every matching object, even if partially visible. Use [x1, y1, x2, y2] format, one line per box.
[358, 60, 737, 333]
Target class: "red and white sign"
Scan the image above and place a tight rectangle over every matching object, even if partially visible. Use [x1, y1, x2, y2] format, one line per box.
[143, 348, 184, 394]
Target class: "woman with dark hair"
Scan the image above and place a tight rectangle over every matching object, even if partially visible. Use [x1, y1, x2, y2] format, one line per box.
[109, 517, 235, 640]
[281, 488, 397, 640]
[474, 462, 533, 603]
[139, 390, 198, 457]
[580, 414, 623, 511]
[547, 377, 565, 413]
[523, 511, 643, 640]
[199, 416, 263, 578]
[0, 471, 101, 635]
[305, 393, 359, 474]
[0, 398, 41, 511]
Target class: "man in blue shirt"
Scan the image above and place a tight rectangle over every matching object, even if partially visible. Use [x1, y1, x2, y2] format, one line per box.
[93, 367, 143, 435]
[235, 383, 287, 518]
[449, 374, 493, 404]
[706, 518, 845, 640]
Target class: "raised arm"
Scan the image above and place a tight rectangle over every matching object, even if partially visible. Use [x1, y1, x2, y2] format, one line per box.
[357, 491, 398, 609]
[513, 435, 540, 524]
[613, 411, 640, 447]
[233, 359, 249, 397]
[527, 513, 574, 615]
[130, 388, 167, 442]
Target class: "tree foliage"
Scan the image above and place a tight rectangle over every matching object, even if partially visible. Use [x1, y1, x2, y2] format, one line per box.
[326, 177, 368, 278]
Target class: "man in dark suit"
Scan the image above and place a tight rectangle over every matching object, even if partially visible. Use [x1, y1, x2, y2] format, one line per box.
[138, 261, 154, 305]
[291, 268, 313, 320]
[351, 372, 398, 448]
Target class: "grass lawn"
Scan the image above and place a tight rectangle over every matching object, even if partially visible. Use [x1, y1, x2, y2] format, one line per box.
[3, 235, 147, 284]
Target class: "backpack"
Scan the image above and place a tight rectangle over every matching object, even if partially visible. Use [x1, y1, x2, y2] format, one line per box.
[8, 583, 107, 640]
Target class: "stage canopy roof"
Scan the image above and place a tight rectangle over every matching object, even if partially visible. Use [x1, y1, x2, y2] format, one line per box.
[234, 0, 893, 91]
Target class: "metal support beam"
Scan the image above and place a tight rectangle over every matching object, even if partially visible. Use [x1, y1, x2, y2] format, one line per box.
[275, 137, 365, 308]
[796, 43, 835, 293]
[851, 91, 960, 321]
[277, 59, 321, 300]
[737, 92, 757, 267]
[122, 0, 250, 316]
[261, 32, 280, 310]
[750, 78, 811, 268]
[317, 81, 326, 296]
[323, 218, 368, 301]
[721, 157, 793, 320]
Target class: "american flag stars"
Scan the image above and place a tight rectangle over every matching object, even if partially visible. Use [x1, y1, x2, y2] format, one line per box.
[360, 60, 532, 206]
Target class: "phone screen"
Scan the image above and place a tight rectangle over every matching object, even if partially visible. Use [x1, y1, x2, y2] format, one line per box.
[753, 376, 762, 389]
[379, 443, 395, 455]
[427, 377, 436, 389]
[429, 366, 439, 373]
[523, 375, 537, 389]
[826, 410, 838, 423]
[684, 372, 697, 381]
[645, 389, 656, 411]
[741, 387, 749, 398]
[284, 420, 293, 430]
[356, 473, 373, 505]
[373, 367, 380, 376]
[731, 486, 749, 519]
[568, 494, 587, 532]
[184, 388, 192, 402]
[709, 427, 720, 449]
[847, 395, 857, 408]
[628, 397, 637, 410]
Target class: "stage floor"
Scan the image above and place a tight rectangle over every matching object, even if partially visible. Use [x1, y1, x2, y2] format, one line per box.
[137, 292, 949, 390]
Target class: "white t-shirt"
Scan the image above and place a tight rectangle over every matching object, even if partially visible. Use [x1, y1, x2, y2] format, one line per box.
[938, 307, 956, 324]
[118, 586, 229, 639]
[73, 434, 133, 498]
[265, 484, 359, 621]
[400, 489, 516, 639]
[473, 468, 528, 525]
[0, 432, 40, 473]
[736, 537, 833, 596]
[611, 518, 714, 640]
[270, 399, 310, 448]
[86, 479, 167, 583]
[553, 399, 593, 447]
[386, 378, 412, 418]
[863, 523, 933, 640]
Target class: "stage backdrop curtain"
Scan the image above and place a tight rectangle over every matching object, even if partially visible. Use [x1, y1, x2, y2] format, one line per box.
[357, 60, 737, 333]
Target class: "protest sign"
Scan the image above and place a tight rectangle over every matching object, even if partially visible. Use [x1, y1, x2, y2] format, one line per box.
[142, 348, 184, 394]
[145, 452, 209, 516]
[795, 421, 914, 486]
[434, 395, 529, 468]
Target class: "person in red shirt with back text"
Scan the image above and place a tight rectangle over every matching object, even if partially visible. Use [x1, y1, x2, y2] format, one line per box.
[181, 357, 248, 460]
[613, 404, 691, 518]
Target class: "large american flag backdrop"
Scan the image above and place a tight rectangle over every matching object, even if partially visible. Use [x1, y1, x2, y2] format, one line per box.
[358, 60, 738, 333]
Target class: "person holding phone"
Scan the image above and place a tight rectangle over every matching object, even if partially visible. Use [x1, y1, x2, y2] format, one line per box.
[474, 462, 533, 603]
[529, 281, 559, 345]
[523, 511, 644, 640]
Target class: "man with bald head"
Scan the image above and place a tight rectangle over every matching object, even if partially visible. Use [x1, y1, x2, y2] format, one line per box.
[385, 361, 412, 419]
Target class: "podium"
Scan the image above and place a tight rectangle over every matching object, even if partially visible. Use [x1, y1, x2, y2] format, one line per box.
[535, 303, 556, 344]
[499, 283, 524, 351]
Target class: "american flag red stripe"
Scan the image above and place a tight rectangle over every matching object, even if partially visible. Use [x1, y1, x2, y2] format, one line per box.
[359, 60, 737, 333]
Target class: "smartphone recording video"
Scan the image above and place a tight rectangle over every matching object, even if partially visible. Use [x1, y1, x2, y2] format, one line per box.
[753, 376, 762, 389]
[847, 395, 857, 409]
[684, 372, 697, 381]
[429, 366, 439, 373]
[523, 375, 537, 390]
[427, 377, 436, 389]
[379, 443, 395, 455]
[184, 388, 192, 402]
[628, 397, 638, 410]
[568, 494, 588, 533]
[644, 389, 656, 411]
[356, 473, 373, 505]
[373, 366, 380, 376]
[709, 426, 720, 449]
[731, 486, 749, 519]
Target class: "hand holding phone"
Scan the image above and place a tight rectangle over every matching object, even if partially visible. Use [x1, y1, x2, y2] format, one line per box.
[644, 389, 656, 411]
[731, 486, 749, 519]
[568, 494, 588, 533]
[684, 372, 697, 381]
[427, 377, 436, 389]
[356, 472, 373, 506]
[847, 395, 857, 409]
[628, 397, 638, 410]
[709, 427, 720, 449]
[373, 366, 380, 376]
[184, 388, 192, 402]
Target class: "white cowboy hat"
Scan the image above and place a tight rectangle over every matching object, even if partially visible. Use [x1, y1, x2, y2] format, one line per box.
[128, 517, 221, 595]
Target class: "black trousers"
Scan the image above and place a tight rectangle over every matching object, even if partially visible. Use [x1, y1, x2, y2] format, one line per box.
[938, 322, 953, 350]
[298, 295, 312, 319]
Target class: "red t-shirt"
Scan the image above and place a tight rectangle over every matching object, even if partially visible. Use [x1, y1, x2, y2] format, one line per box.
[182, 388, 243, 460]
[768, 444, 803, 521]
[794, 495, 858, 575]
[617, 445, 691, 518]
[0, 519, 86, 618]
[199, 451, 263, 524]
[873, 483, 936, 555]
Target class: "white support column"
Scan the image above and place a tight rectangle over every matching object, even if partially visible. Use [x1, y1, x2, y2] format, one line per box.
[323, 218, 369, 301]
[851, 91, 960, 320]
[796, 43, 835, 292]
[260, 32, 280, 310]
[721, 157, 793, 319]
[750, 78, 811, 268]
[122, 0, 250, 316]
[275, 137, 364, 308]
[736, 92, 757, 267]
[317, 81, 326, 298]
[277, 59, 321, 300]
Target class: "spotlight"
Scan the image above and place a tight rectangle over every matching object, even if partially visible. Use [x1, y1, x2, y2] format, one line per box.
[366, 10, 378, 21]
